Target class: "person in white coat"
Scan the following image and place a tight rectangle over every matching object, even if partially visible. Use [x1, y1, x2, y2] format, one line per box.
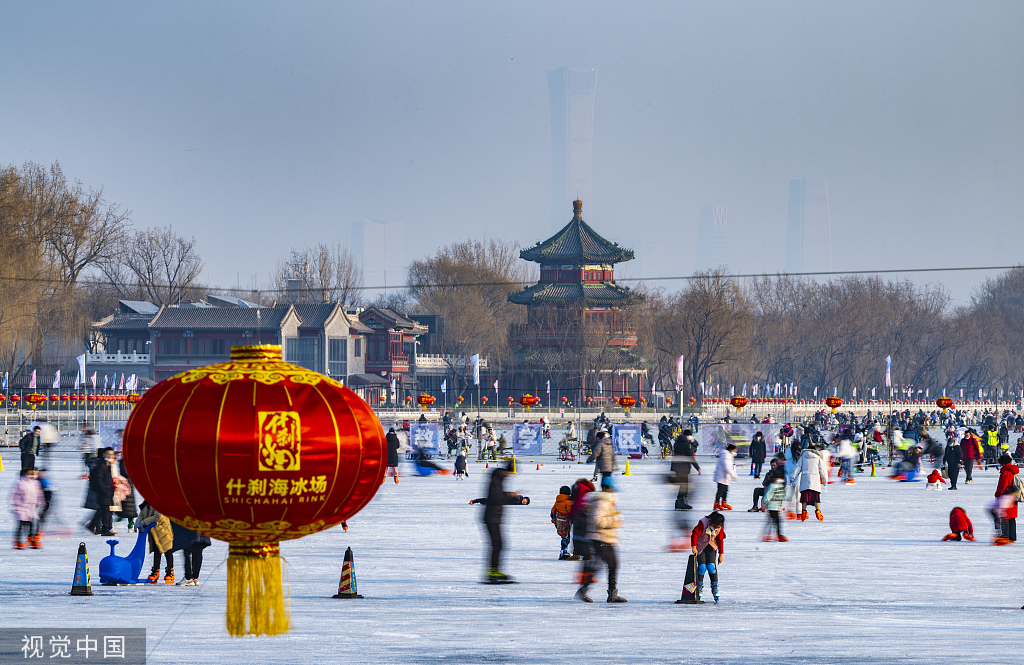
[713, 444, 739, 511]
[793, 445, 829, 522]
[836, 436, 857, 485]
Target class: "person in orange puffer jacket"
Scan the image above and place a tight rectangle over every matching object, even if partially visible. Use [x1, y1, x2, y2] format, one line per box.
[943, 507, 974, 541]
[551, 486, 573, 560]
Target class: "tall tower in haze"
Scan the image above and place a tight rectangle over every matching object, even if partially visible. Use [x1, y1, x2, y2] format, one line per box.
[548, 68, 597, 226]
[696, 205, 730, 272]
[785, 178, 832, 274]
[351, 219, 404, 302]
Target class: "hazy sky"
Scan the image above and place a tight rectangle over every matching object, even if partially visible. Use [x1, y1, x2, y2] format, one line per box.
[3, 1, 1022, 304]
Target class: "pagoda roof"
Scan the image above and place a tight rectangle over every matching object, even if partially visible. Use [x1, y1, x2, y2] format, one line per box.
[520, 201, 634, 264]
[507, 282, 642, 306]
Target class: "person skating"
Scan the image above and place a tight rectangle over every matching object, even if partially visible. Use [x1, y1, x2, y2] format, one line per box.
[690, 512, 726, 602]
[568, 478, 596, 561]
[138, 501, 175, 583]
[749, 457, 780, 511]
[990, 486, 1020, 545]
[9, 469, 44, 549]
[944, 437, 962, 490]
[575, 476, 625, 603]
[995, 454, 1019, 503]
[925, 469, 947, 490]
[470, 462, 528, 583]
[762, 466, 788, 542]
[713, 444, 738, 510]
[671, 430, 700, 510]
[793, 445, 828, 522]
[591, 431, 615, 483]
[89, 448, 117, 536]
[962, 429, 982, 484]
[551, 485, 573, 560]
[385, 428, 401, 484]
[18, 426, 41, 472]
[749, 432, 767, 478]
[454, 451, 468, 479]
[178, 530, 212, 586]
[943, 507, 975, 541]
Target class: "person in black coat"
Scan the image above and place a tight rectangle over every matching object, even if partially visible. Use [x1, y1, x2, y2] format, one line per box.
[19, 426, 41, 472]
[89, 447, 117, 536]
[750, 432, 767, 478]
[385, 428, 401, 483]
[944, 439, 962, 490]
[671, 430, 701, 510]
[469, 463, 527, 583]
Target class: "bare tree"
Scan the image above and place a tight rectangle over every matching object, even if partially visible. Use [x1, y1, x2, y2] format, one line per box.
[119, 226, 205, 306]
[272, 241, 363, 305]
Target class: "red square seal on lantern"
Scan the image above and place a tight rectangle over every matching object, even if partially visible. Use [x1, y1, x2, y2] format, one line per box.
[258, 411, 302, 472]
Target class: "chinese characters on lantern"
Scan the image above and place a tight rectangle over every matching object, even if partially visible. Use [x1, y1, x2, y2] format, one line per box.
[224, 475, 328, 504]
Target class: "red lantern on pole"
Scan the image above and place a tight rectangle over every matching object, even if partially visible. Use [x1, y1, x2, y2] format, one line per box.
[127, 393, 141, 405]
[481, 396, 488, 405]
[825, 396, 843, 413]
[10, 394, 19, 406]
[416, 394, 436, 410]
[936, 396, 953, 414]
[519, 394, 539, 411]
[507, 396, 514, 405]
[618, 395, 636, 413]
[730, 396, 747, 411]
[123, 345, 385, 637]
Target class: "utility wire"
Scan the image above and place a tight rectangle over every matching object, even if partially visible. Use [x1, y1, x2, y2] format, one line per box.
[0, 264, 1019, 296]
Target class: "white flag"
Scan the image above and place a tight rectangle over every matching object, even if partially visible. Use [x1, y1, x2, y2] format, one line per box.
[91, 372, 97, 389]
[546, 380, 550, 395]
[598, 381, 603, 396]
[752, 384, 757, 396]
[29, 370, 36, 389]
[471, 354, 480, 385]
[872, 387, 876, 398]
[52, 370, 60, 389]
[119, 374, 125, 390]
[441, 379, 447, 394]
[390, 378, 396, 394]
[885, 356, 892, 387]
[675, 355, 685, 388]
[650, 380, 655, 395]
[853, 387, 857, 398]
[74, 371, 81, 389]
[813, 387, 818, 398]
[493, 379, 498, 393]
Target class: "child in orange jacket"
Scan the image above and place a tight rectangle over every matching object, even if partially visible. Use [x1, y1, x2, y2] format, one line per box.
[943, 507, 974, 541]
[551, 485, 573, 560]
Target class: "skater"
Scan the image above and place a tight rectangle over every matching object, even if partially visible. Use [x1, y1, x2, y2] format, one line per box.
[179, 531, 212, 586]
[550, 485, 573, 560]
[713, 444, 738, 511]
[470, 461, 527, 583]
[116, 452, 138, 530]
[762, 466, 788, 542]
[785, 441, 801, 520]
[793, 445, 828, 522]
[19, 426, 41, 472]
[995, 454, 1019, 503]
[671, 429, 700, 510]
[943, 507, 975, 541]
[575, 476, 626, 603]
[690, 512, 726, 602]
[9, 469, 44, 549]
[35, 469, 54, 539]
[89, 447, 117, 537]
[944, 437, 962, 490]
[385, 428, 401, 483]
[568, 478, 596, 561]
[962, 429, 982, 484]
[591, 431, 615, 483]
[991, 486, 1020, 545]
[925, 469, 947, 490]
[836, 436, 857, 484]
[749, 457, 781, 511]
[454, 451, 468, 479]
[138, 501, 175, 583]
[749, 432, 767, 478]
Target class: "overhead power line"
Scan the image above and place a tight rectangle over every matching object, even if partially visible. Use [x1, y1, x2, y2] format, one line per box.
[0, 264, 1020, 296]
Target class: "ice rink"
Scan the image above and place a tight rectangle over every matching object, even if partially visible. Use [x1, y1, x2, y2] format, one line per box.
[2, 444, 1022, 664]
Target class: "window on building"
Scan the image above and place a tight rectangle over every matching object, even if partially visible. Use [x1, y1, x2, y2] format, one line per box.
[328, 338, 347, 378]
[285, 337, 318, 372]
[161, 338, 180, 355]
[354, 339, 361, 357]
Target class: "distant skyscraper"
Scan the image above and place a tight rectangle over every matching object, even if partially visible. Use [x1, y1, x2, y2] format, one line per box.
[351, 219, 404, 301]
[785, 178, 832, 274]
[696, 205, 730, 272]
[548, 67, 597, 226]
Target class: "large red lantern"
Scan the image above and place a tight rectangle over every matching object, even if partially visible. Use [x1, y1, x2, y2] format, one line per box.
[936, 396, 953, 414]
[123, 345, 385, 637]
[730, 396, 747, 411]
[519, 394, 540, 411]
[417, 394, 436, 410]
[481, 396, 488, 404]
[825, 396, 843, 413]
[10, 394, 19, 405]
[618, 395, 636, 413]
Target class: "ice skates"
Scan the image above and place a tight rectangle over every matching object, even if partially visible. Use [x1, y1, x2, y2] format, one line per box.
[815, 509, 823, 522]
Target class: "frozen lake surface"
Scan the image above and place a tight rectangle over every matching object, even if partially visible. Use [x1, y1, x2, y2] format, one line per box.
[2, 445, 1022, 664]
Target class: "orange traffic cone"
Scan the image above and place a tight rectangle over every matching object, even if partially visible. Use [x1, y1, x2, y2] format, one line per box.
[536, 464, 540, 471]
[332, 547, 364, 599]
[70, 542, 93, 596]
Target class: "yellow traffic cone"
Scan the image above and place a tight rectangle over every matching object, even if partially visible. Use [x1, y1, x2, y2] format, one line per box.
[510, 457, 517, 474]
[622, 460, 632, 476]
[870, 461, 876, 477]
[331, 547, 363, 599]
[70, 542, 93, 596]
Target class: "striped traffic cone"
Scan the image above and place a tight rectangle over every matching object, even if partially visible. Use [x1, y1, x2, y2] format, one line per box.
[332, 547, 363, 599]
[70, 542, 93, 596]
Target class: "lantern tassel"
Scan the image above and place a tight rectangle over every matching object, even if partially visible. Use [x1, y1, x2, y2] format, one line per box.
[226, 543, 289, 637]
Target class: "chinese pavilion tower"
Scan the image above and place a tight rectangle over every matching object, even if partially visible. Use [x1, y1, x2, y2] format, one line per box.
[508, 200, 645, 403]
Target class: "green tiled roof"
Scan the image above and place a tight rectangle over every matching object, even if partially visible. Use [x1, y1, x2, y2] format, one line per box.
[520, 205, 634, 264]
[507, 282, 641, 306]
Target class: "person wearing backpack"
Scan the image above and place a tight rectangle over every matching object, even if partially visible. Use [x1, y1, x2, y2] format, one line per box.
[995, 454, 1020, 503]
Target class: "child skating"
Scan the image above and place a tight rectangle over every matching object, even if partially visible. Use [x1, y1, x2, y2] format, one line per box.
[550, 485, 573, 560]
[685, 511, 726, 603]
[713, 444, 738, 511]
[762, 467, 788, 542]
[942, 507, 975, 541]
[925, 469, 946, 490]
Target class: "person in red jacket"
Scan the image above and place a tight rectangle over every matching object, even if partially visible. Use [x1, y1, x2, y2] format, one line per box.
[943, 507, 974, 541]
[995, 454, 1019, 499]
[926, 469, 947, 490]
[961, 430, 982, 484]
[690, 512, 726, 602]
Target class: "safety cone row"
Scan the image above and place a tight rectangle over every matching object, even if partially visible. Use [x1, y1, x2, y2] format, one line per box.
[332, 547, 364, 599]
[70, 542, 93, 596]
